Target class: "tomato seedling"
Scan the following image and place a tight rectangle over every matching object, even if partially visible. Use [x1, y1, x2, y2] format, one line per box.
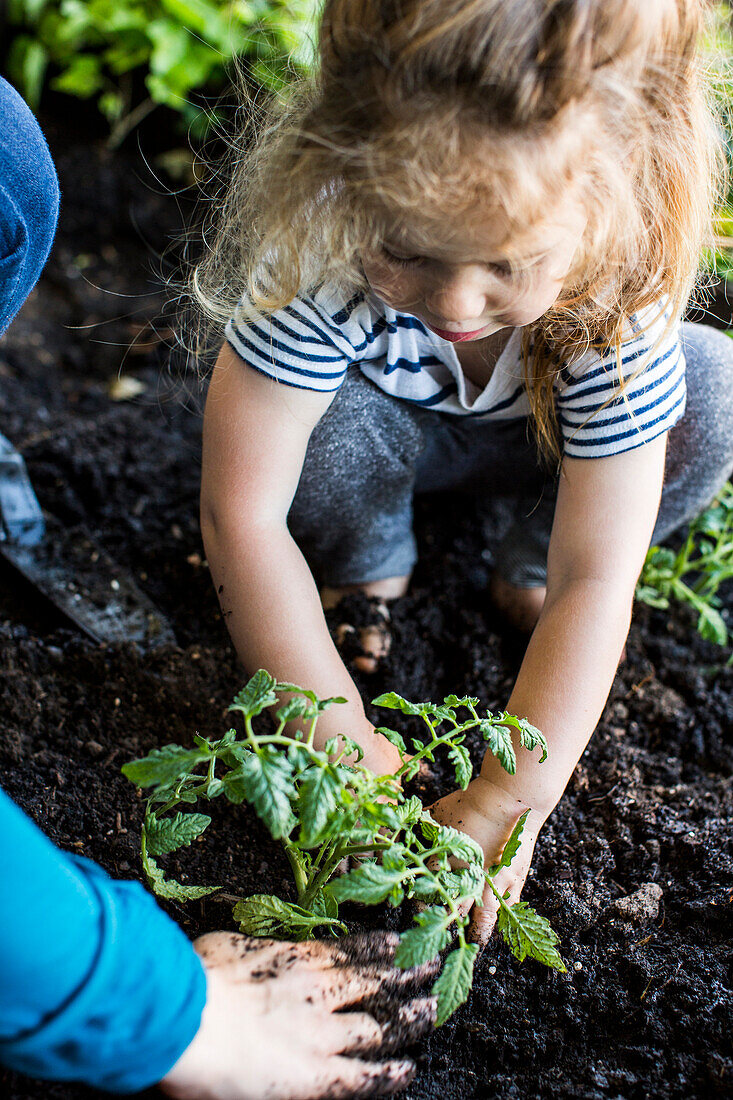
[637, 480, 733, 649]
[123, 670, 565, 1024]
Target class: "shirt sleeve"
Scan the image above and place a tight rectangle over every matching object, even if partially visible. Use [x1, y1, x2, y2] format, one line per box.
[0, 787, 206, 1094]
[225, 288, 361, 392]
[556, 301, 686, 459]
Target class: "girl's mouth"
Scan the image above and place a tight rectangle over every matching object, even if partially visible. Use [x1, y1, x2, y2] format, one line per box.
[427, 324, 489, 342]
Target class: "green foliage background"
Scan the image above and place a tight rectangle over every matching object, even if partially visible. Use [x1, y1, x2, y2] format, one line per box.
[2, 0, 321, 142]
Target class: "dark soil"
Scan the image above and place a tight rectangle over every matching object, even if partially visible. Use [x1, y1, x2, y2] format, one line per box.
[0, 116, 732, 1100]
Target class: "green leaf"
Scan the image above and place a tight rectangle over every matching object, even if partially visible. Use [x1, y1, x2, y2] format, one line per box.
[144, 812, 211, 856]
[697, 603, 728, 646]
[420, 814, 484, 867]
[7, 37, 48, 109]
[496, 901, 566, 971]
[375, 726, 407, 753]
[143, 853, 217, 901]
[122, 745, 208, 788]
[228, 670, 278, 719]
[317, 695, 348, 712]
[512, 717, 548, 764]
[395, 906, 451, 968]
[439, 865, 485, 904]
[326, 862, 406, 905]
[232, 748, 295, 838]
[234, 894, 344, 938]
[432, 942, 479, 1025]
[478, 719, 517, 775]
[490, 809, 530, 872]
[372, 691, 422, 715]
[323, 735, 364, 761]
[51, 55, 104, 98]
[448, 742, 472, 789]
[444, 694, 479, 709]
[298, 764, 342, 845]
[275, 696, 313, 723]
[394, 795, 423, 826]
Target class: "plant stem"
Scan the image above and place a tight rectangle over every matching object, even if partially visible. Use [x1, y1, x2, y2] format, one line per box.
[283, 840, 309, 900]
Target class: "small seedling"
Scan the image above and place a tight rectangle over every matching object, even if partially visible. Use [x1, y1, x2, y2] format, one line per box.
[123, 671, 565, 1024]
[636, 481, 733, 648]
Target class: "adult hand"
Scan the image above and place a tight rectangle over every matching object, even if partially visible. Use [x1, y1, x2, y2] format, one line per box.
[428, 776, 542, 947]
[160, 930, 437, 1100]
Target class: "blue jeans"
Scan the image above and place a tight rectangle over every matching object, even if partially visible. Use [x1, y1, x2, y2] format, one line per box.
[0, 81, 207, 1092]
[0, 75, 60, 336]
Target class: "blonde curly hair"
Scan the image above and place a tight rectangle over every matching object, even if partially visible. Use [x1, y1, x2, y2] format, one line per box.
[192, 0, 727, 464]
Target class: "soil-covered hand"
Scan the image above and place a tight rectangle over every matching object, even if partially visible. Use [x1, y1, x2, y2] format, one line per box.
[159, 930, 437, 1100]
[428, 776, 541, 947]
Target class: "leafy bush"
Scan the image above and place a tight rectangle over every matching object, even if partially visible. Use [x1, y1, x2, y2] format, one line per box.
[637, 480, 733, 649]
[123, 670, 565, 1026]
[703, 3, 733, 277]
[4, 0, 320, 143]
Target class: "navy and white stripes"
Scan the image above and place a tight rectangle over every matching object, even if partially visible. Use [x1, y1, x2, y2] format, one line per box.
[225, 287, 686, 459]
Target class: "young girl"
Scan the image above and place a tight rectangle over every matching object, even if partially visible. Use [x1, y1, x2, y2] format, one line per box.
[197, 0, 733, 945]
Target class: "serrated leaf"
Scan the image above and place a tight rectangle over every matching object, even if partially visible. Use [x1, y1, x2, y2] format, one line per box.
[144, 812, 210, 856]
[444, 694, 479, 709]
[372, 691, 422, 715]
[143, 853, 217, 901]
[394, 795, 423, 826]
[381, 843, 408, 871]
[448, 742, 472, 789]
[697, 603, 728, 646]
[234, 894, 343, 938]
[490, 809, 530, 873]
[375, 726, 407, 753]
[275, 681, 318, 704]
[231, 748, 295, 838]
[497, 713, 548, 764]
[420, 814, 484, 866]
[228, 669, 278, 719]
[323, 734, 364, 761]
[432, 942, 479, 1024]
[395, 906, 451, 968]
[478, 719, 516, 775]
[326, 862, 406, 904]
[497, 901, 566, 971]
[439, 865, 485, 903]
[122, 745, 208, 788]
[275, 696, 313, 723]
[298, 764, 342, 844]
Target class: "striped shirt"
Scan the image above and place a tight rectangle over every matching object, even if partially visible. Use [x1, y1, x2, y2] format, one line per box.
[225, 287, 686, 459]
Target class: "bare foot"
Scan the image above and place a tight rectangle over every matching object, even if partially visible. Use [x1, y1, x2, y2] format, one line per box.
[323, 576, 410, 673]
[489, 573, 546, 634]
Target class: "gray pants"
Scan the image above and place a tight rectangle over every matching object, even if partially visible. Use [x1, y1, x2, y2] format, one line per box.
[289, 322, 733, 587]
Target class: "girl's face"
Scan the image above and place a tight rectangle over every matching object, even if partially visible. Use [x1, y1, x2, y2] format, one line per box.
[361, 195, 587, 343]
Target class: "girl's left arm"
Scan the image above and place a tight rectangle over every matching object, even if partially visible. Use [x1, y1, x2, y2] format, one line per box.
[431, 432, 668, 942]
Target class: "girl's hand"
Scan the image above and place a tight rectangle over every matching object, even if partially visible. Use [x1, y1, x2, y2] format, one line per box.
[428, 776, 542, 947]
[354, 724, 405, 778]
[160, 931, 437, 1100]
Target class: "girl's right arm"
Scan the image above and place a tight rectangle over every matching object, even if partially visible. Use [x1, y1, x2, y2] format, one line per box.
[201, 343, 401, 773]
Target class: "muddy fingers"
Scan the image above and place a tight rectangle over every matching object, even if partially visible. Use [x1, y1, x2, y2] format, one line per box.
[311, 1056, 416, 1100]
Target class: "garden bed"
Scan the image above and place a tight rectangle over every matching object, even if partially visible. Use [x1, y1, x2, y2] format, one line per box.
[0, 117, 731, 1100]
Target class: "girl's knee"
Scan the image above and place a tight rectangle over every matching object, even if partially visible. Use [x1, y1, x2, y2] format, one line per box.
[669, 323, 733, 472]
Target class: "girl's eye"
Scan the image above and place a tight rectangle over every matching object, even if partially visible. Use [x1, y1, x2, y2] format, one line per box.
[382, 246, 421, 266]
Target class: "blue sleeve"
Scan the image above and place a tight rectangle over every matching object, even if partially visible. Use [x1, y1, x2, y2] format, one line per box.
[0, 788, 207, 1093]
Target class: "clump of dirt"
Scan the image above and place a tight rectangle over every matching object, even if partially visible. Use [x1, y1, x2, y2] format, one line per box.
[0, 116, 731, 1100]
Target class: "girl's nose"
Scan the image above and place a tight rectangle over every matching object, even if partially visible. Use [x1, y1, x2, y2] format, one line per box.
[424, 270, 489, 324]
